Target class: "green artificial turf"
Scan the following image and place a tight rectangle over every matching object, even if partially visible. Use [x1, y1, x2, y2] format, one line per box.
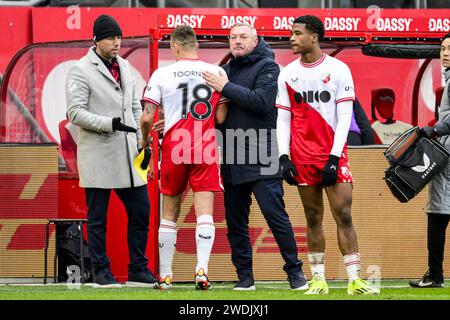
[1, 280, 449, 300]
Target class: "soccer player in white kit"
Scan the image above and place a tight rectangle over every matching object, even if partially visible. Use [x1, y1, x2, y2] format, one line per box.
[140, 25, 228, 290]
[276, 15, 380, 295]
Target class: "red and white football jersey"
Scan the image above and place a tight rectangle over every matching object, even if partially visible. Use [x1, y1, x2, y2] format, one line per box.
[276, 53, 355, 165]
[143, 59, 226, 164]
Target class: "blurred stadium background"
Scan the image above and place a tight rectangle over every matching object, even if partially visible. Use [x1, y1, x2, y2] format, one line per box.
[0, 0, 449, 299]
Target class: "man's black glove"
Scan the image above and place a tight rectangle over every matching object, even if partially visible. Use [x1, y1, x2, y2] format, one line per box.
[138, 147, 151, 170]
[420, 126, 437, 139]
[280, 154, 298, 186]
[112, 117, 137, 133]
[322, 155, 340, 187]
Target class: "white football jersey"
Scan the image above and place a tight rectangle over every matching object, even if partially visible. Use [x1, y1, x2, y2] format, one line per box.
[276, 53, 355, 164]
[142, 59, 227, 163]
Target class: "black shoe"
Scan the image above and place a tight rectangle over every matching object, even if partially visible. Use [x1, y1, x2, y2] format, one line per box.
[288, 269, 308, 290]
[126, 269, 158, 288]
[93, 269, 122, 288]
[409, 270, 444, 288]
[233, 274, 255, 291]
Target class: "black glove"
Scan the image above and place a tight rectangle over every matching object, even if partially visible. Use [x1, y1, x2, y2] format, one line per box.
[138, 147, 151, 170]
[420, 126, 437, 139]
[322, 155, 340, 187]
[280, 154, 298, 186]
[112, 117, 137, 133]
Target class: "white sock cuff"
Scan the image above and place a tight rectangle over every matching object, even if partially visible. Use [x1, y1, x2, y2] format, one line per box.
[308, 252, 325, 264]
[161, 219, 177, 227]
[196, 214, 214, 226]
[159, 219, 177, 233]
[343, 253, 360, 264]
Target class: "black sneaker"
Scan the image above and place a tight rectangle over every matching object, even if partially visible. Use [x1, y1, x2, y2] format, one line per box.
[288, 269, 308, 290]
[92, 269, 122, 288]
[409, 270, 444, 288]
[233, 274, 255, 291]
[126, 269, 158, 288]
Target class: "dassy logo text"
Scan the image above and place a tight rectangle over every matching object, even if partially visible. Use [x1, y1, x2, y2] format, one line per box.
[221, 16, 257, 29]
[166, 14, 206, 28]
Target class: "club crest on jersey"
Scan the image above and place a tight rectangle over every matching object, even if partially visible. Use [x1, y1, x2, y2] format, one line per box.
[321, 73, 331, 84]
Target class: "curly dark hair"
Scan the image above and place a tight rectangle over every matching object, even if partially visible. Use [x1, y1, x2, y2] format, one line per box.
[442, 32, 450, 42]
[293, 15, 325, 41]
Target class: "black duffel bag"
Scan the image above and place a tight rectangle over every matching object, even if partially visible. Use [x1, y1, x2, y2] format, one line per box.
[384, 126, 450, 203]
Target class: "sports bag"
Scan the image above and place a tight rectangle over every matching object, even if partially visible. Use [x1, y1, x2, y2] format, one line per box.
[384, 126, 449, 203]
[57, 222, 92, 283]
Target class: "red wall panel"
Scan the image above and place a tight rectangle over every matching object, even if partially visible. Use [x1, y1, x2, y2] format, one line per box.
[0, 8, 32, 74]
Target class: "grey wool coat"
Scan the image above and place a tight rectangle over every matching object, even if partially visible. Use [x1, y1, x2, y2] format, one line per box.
[427, 68, 450, 215]
[65, 47, 145, 189]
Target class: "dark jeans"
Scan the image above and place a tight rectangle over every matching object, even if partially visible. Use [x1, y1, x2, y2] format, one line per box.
[428, 213, 450, 282]
[85, 185, 150, 274]
[224, 178, 302, 277]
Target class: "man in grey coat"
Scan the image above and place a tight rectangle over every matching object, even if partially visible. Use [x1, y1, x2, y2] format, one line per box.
[66, 15, 156, 288]
[410, 32, 450, 288]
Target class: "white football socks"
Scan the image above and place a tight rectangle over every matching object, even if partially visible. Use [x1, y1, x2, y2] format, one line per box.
[158, 219, 177, 279]
[308, 252, 326, 281]
[343, 253, 361, 283]
[195, 214, 215, 275]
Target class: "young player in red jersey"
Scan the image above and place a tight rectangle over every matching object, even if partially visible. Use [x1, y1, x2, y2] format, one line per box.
[140, 25, 228, 290]
[276, 15, 380, 295]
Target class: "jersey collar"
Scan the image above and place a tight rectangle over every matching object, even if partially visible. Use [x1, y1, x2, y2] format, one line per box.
[299, 53, 326, 68]
[178, 58, 200, 61]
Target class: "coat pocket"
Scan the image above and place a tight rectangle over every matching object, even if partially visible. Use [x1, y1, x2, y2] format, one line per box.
[99, 132, 113, 143]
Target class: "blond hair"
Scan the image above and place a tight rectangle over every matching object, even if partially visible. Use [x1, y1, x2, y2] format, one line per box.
[230, 23, 258, 38]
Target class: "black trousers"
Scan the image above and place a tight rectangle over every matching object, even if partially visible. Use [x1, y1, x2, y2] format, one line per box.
[85, 185, 150, 274]
[224, 178, 302, 276]
[347, 131, 362, 146]
[427, 213, 450, 282]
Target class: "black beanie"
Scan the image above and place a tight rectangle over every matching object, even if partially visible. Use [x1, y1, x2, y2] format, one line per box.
[93, 15, 122, 42]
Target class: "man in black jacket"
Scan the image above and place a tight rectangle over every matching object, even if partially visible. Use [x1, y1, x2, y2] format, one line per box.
[203, 23, 307, 291]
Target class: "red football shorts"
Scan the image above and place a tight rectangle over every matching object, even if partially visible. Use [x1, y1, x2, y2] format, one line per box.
[160, 161, 224, 196]
[294, 157, 353, 187]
